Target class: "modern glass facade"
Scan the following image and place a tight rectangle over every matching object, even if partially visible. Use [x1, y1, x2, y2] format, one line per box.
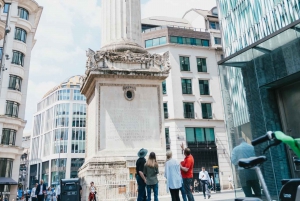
[29, 76, 86, 187]
[218, 0, 300, 198]
[218, 0, 300, 56]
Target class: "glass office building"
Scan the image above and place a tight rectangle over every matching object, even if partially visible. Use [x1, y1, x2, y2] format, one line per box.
[217, 0, 300, 199]
[28, 76, 86, 188]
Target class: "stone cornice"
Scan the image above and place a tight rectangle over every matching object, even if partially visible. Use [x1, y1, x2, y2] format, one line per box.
[0, 115, 27, 129]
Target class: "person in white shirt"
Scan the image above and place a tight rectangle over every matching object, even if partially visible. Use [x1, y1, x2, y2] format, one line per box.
[56, 184, 61, 201]
[31, 183, 38, 201]
[199, 167, 211, 199]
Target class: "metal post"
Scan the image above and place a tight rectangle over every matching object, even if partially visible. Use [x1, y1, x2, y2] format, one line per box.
[0, 3, 11, 94]
[255, 166, 272, 201]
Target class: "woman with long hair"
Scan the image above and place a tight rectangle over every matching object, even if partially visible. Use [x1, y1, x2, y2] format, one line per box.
[143, 152, 159, 201]
[165, 151, 182, 201]
[46, 187, 53, 201]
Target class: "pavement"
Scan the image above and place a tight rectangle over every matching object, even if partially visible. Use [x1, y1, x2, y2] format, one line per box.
[159, 190, 236, 201]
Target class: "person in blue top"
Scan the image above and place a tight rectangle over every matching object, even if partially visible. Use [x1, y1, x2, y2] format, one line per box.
[165, 151, 182, 201]
[231, 138, 261, 198]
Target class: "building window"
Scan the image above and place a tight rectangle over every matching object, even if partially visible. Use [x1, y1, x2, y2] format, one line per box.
[43, 132, 51, 157]
[73, 89, 86, 101]
[199, 80, 210, 95]
[163, 103, 168, 119]
[197, 58, 207, 72]
[183, 102, 194, 118]
[14, 27, 27, 43]
[5, 100, 19, 117]
[214, 37, 222, 45]
[18, 7, 29, 20]
[179, 56, 190, 71]
[12, 50, 25, 66]
[71, 128, 85, 153]
[170, 36, 208, 47]
[162, 80, 167, 94]
[145, 36, 167, 48]
[53, 128, 68, 154]
[202, 103, 212, 119]
[182, 79, 192, 94]
[57, 89, 70, 100]
[1, 129, 16, 145]
[3, 4, 10, 13]
[165, 128, 170, 150]
[8, 74, 22, 91]
[72, 104, 86, 127]
[185, 127, 215, 144]
[209, 21, 220, 30]
[54, 103, 69, 128]
[51, 158, 66, 183]
[202, 40, 209, 46]
[70, 158, 84, 178]
[0, 158, 13, 177]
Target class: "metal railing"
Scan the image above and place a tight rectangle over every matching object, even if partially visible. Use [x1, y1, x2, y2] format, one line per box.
[142, 25, 208, 34]
[184, 112, 195, 119]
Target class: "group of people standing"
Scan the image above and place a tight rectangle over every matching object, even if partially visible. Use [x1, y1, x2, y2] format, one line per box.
[136, 147, 213, 201]
[29, 180, 61, 201]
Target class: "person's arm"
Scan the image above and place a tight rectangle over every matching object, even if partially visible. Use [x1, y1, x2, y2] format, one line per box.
[180, 163, 189, 172]
[141, 165, 147, 183]
[231, 148, 238, 165]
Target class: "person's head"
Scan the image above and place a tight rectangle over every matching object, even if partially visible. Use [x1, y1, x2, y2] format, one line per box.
[184, 148, 191, 156]
[146, 152, 158, 168]
[211, 176, 213, 178]
[202, 167, 205, 171]
[35, 183, 38, 187]
[91, 182, 94, 186]
[40, 180, 44, 184]
[48, 187, 51, 191]
[26, 187, 28, 190]
[137, 148, 148, 158]
[166, 151, 172, 160]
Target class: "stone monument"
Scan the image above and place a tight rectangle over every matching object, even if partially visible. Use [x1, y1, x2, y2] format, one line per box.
[78, 0, 170, 200]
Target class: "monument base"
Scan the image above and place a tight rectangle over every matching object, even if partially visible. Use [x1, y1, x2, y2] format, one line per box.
[78, 154, 167, 201]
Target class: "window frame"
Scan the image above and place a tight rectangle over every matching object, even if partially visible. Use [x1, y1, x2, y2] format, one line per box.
[14, 27, 27, 43]
[214, 37, 222, 45]
[199, 80, 210, 95]
[163, 102, 168, 119]
[179, 56, 190, 71]
[1, 128, 16, 146]
[185, 127, 215, 144]
[8, 74, 22, 91]
[5, 100, 20, 118]
[197, 58, 207, 72]
[18, 7, 29, 20]
[201, 103, 213, 119]
[11, 50, 25, 66]
[3, 3, 10, 13]
[182, 79, 193, 94]
[183, 102, 195, 119]
[162, 80, 167, 95]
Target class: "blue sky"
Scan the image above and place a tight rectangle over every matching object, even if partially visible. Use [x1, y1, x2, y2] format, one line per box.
[25, 0, 216, 133]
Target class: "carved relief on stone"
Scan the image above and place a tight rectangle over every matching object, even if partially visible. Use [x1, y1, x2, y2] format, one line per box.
[85, 49, 171, 74]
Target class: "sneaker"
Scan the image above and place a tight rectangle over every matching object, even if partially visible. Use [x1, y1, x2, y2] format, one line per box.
[208, 195, 211, 199]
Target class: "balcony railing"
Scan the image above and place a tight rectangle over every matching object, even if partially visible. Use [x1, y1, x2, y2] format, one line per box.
[184, 112, 195, 119]
[142, 25, 208, 34]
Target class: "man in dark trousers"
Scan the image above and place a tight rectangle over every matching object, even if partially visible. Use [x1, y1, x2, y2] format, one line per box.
[136, 148, 148, 201]
[35, 179, 47, 201]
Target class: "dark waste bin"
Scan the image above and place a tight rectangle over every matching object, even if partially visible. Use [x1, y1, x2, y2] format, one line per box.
[61, 178, 81, 201]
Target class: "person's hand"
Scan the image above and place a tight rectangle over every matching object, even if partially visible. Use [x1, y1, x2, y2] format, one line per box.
[144, 179, 147, 184]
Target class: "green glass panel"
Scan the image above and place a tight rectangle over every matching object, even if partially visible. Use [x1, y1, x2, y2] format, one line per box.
[205, 128, 215, 142]
[195, 128, 205, 142]
[153, 38, 160, 46]
[202, 40, 209, 46]
[160, 37, 166, 45]
[170, 36, 177, 43]
[145, 40, 153, 48]
[185, 128, 195, 142]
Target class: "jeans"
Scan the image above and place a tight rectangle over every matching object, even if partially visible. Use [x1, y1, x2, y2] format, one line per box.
[241, 180, 261, 197]
[179, 185, 187, 201]
[169, 188, 180, 201]
[201, 180, 210, 198]
[183, 178, 194, 201]
[136, 175, 147, 201]
[32, 198, 38, 201]
[146, 183, 158, 201]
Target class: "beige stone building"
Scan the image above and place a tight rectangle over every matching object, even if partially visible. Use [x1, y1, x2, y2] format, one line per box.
[0, 1, 42, 200]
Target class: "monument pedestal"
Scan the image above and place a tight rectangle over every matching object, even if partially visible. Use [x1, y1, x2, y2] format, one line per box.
[78, 50, 170, 200]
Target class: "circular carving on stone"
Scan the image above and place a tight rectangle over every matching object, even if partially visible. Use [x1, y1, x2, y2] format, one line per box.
[124, 89, 135, 101]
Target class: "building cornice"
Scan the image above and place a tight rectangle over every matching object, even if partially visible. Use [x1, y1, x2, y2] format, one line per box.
[0, 115, 27, 129]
